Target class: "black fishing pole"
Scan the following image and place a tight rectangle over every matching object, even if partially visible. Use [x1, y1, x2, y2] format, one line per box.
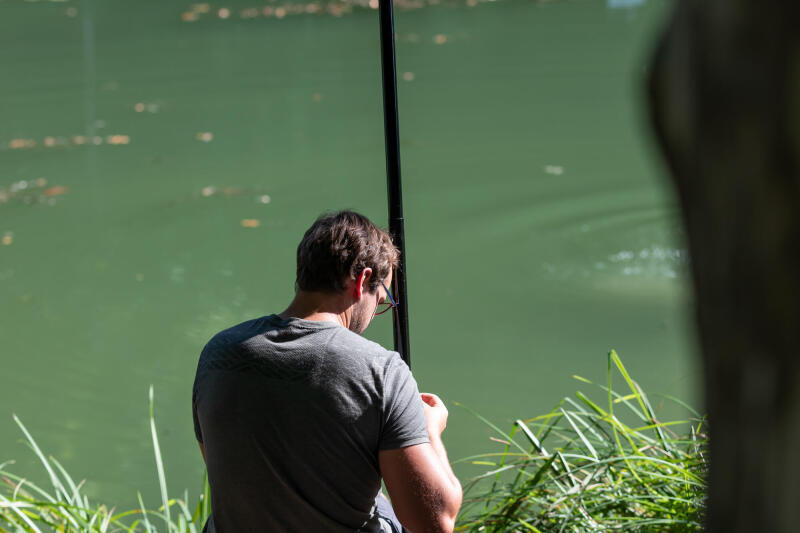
[377, 0, 411, 366]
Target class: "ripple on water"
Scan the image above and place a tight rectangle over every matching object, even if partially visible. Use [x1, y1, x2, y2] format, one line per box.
[530, 189, 687, 288]
[597, 245, 687, 279]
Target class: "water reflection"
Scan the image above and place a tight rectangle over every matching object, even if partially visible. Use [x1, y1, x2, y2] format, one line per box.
[607, 0, 647, 9]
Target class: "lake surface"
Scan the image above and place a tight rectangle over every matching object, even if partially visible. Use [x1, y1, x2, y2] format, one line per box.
[0, 0, 698, 509]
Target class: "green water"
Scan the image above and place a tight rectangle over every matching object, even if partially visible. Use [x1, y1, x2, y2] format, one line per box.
[1, 0, 697, 509]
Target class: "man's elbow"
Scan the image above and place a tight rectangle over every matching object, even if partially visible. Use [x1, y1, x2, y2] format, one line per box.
[437, 512, 457, 533]
[430, 487, 463, 533]
[443, 484, 463, 531]
[400, 492, 462, 533]
[406, 516, 456, 533]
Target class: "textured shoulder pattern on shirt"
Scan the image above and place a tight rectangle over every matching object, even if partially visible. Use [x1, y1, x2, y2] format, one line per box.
[195, 317, 322, 386]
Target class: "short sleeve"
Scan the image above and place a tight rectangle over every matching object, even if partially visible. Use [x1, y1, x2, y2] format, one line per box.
[379, 354, 430, 450]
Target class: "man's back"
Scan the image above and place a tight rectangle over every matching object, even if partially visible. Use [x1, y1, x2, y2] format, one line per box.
[192, 314, 429, 532]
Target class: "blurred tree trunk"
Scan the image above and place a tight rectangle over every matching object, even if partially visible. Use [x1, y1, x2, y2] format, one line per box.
[647, 1, 800, 531]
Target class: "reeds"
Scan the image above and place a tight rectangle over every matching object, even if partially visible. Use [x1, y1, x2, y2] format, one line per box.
[1, 352, 706, 532]
[455, 351, 707, 532]
[0, 386, 210, 532]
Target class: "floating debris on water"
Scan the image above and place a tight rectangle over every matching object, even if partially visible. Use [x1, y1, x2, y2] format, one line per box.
[198, 186, 270, 202]
[402, 71, 415, 81]
[170, 185, 273, 207]
[196, 132, 214, 142]
[66, 6, 77, 16]
[175, 1, 414, 21]
[0, 179, 69, 207]
[43, 186, 69, 197]
[241, 219, 261, 228]
[2, 232, 13, 246]
[9, 139, 36, 149]
[396, 32, 421, 43]
[5, 133, 130, 150]
[544, 165, 564, 175]
[107, 134, 130, 145]
[433, 34, 448, 44]
[134, 102, 160, 113]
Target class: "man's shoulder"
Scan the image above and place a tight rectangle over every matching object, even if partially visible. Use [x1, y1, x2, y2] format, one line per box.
[328, 327, 401, 366]
[202, 316, 269, 354]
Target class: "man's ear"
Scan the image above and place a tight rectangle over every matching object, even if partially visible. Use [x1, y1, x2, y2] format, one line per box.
[353, 268, 373, 300]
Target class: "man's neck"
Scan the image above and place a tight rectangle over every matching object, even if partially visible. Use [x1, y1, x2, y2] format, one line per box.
[278, 291, 350, 329]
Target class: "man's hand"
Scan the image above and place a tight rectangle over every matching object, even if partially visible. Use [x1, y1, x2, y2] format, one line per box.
[421, 393, 448, 437]
[379, 392, 462, 533]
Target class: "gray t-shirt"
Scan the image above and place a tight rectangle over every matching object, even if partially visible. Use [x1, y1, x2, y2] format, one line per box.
[192, 314, 430, 532]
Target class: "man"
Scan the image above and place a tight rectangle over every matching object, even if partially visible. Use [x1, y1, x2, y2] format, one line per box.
[192, 210, 462, 532]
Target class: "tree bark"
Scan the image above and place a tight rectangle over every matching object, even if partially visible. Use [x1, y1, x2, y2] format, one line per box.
[647, 1, 800, 531]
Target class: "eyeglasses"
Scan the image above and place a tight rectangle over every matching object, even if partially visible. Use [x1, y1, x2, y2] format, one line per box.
[374, 281, 398, 316]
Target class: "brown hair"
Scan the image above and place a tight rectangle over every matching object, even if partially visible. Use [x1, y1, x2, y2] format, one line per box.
[296, 210, 399, 293]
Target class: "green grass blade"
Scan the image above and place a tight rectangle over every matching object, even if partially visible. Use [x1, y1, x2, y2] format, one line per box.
[11, 415, 69, 504]
[149, 385, 172, 528]
[137, 491, 154, 533]
[610, 350, 649, 421]
[454, 402, 532, 457]
[0, 493, 42, 533]
[514, 419, 550, 458]
[559, 408, 598, 461]
[48, 456, 88, 521]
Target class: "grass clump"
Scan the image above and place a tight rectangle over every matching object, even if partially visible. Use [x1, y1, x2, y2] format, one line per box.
[1, 351, 705, 532]
[456, 350, 707, 532]
[0, 386, 210, 533]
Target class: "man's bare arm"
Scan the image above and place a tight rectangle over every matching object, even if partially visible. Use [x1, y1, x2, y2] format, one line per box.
[379, 393, 462, 533]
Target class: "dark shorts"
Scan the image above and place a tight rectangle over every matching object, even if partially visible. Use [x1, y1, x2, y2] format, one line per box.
[375, 495, 402, 533]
